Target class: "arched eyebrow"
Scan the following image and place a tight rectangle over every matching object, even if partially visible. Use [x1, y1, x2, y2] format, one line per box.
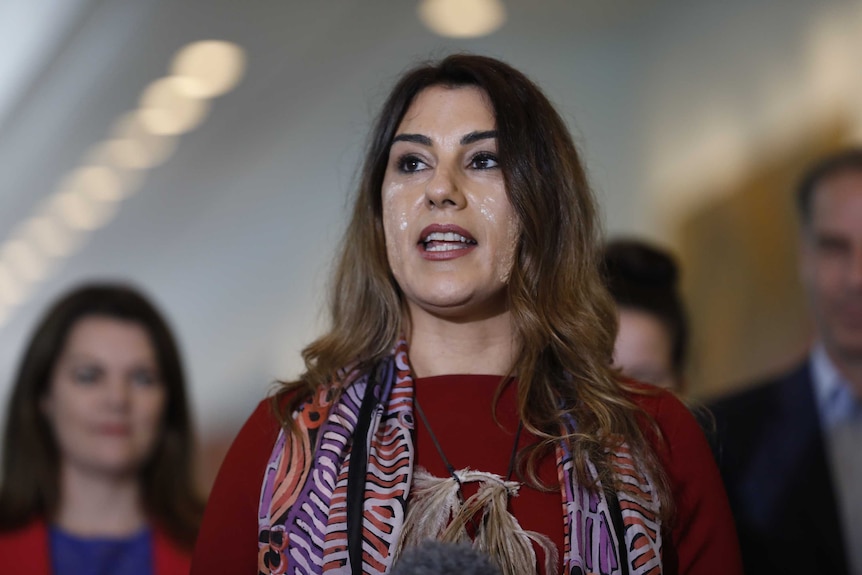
[392, 134, 432, 145]
[460, 130, 497, 145]
[391, 130, 498, 147]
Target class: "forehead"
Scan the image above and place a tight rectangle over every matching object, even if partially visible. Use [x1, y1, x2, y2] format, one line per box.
[63, 315, 154, 357]
[397, 85, 495, 132]
[810, 169, 862, 233]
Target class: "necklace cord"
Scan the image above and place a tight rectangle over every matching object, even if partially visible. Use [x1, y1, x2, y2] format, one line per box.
[506, 420, 523, 482]
[414, 399, 461, 487]
[414, 397, 523, 495]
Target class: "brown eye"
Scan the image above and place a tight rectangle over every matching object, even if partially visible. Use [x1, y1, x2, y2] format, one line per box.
[73, 366, 102, 385]
[130, 368, 159, 387]
[397, 154, 428, 173]
[469, 152, 499, 170]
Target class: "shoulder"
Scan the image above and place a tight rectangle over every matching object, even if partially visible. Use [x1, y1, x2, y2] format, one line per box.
[624, 379, 696, 442]
[219, 392, 297, 475]
[623, 380, 719, 485]
[708, 361, 814, 446]
[191, 389, 304, 574]
[153, 526, 192, 575]
[240, 395, 287, 439]
[0, 518, 50, 575]
[710, 361, 811, 416]
[0, 517, 47, 548]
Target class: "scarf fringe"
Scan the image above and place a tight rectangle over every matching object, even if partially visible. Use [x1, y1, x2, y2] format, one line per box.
[395, 468, 558, 575]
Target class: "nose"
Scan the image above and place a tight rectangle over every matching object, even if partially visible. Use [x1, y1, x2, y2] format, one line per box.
[424, 165, 466, 209]
[106, 378, 132, 411]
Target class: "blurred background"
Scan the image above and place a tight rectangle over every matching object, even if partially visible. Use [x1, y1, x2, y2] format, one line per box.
[1, 0, 861, 493]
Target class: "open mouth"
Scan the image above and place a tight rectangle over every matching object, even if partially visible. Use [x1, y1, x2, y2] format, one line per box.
[421, 231, 477, 252]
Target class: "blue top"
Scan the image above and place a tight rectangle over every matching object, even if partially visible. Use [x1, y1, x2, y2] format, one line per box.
[49, 525, 153, 575]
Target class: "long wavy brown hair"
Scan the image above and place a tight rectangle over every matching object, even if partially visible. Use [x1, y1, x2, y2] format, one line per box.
[277, 54, 672, 518]
[0, 284, 203, 548]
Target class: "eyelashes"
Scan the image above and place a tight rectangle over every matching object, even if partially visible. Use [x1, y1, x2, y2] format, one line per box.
[393, 151, 500, 174]
[396, 154, 428, 173]
[469, 152, 498, 170]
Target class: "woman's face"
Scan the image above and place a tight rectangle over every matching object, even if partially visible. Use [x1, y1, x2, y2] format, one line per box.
[613, 307, 679, 390]
[381, 85, 519, 322]
[41, 315, 167, 479]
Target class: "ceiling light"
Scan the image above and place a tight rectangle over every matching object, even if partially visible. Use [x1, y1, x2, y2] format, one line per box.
[418, 0, 506, 38]
[50, 186, 117, 231]
[171, 40, 246, 98]
[66, 166, 123, 203]
[104, 113, 177, 169]
[24, 215, 79, 258]
[1, 239, 49, 284]
[0, 263, 24, 307]
[138, 77, 210, 135]
[87, 143, 146, 197]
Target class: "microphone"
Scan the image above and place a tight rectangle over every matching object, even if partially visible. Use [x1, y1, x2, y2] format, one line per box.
[390, 541, 502, 575]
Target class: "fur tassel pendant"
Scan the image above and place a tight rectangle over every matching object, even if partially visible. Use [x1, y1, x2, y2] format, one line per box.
[394, 467, 558, 575]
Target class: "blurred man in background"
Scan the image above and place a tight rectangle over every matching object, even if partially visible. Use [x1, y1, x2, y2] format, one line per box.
[711, 148, 862, 575]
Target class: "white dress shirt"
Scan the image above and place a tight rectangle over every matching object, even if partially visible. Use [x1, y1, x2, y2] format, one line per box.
[811, 344, 862, 575]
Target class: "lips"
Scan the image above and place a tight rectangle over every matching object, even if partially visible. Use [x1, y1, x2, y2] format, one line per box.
[97, 423, 132, 436]
[418, 224, 476, 249]
[418, 224, 477, 259]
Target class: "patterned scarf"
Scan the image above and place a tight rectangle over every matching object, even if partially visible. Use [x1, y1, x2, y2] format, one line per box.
[257, 341, 662, 575]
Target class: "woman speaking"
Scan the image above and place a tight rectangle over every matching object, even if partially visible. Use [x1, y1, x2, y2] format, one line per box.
[192, 54, 741, 575]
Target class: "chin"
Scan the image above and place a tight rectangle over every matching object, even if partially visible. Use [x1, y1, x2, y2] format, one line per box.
[89, 452, 147, 476]
[423, 299, 476, 317]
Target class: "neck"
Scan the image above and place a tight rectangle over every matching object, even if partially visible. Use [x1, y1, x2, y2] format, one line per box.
[406, 306, 517, 377]
[54, 464, 146, 537]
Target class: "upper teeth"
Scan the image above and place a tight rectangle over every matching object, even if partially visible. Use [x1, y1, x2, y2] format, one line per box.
[423, 232, 471, 243]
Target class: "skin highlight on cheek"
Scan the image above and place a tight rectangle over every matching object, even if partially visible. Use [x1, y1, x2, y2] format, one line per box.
[478, 200, 497, 225]
[497, 214, 520, 285]
[381, 189, 406, 271]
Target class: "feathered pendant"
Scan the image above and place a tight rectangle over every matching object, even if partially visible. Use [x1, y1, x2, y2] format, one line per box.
[394, 467, 558, 575]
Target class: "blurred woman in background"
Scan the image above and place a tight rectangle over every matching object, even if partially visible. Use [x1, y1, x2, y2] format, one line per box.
[603, 239, 689, 392]
[602, 239, 721, 458]
[0, 284, 203, 575]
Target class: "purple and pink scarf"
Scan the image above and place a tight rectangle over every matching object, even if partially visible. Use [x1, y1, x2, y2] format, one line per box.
[256, 341, 662, 575]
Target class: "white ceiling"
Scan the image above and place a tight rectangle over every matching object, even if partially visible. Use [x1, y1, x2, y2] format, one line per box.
[1, 0, 860, 439]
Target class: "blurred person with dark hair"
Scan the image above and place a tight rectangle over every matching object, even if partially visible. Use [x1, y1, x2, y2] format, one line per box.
[192, 54, 741, 575]
[711, 147, 862, 575]
[0, 284, 203, 574]
[602, 239, 722, 461]
[603, 239, 689, 392]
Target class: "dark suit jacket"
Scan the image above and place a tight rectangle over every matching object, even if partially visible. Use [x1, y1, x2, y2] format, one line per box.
[710, 360, 849, 575]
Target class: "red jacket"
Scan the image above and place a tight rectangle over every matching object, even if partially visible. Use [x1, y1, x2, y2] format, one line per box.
[0, 519, 191, 575]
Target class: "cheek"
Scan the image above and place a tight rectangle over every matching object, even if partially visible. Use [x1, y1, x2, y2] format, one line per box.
[134, 389, 168, 428]
[382, 183, 410, 269]
[496, 217, 519, 284]
[43, 387, 85, 429]
[478, 193, 519, 283]
[808, 258, 843, 299]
